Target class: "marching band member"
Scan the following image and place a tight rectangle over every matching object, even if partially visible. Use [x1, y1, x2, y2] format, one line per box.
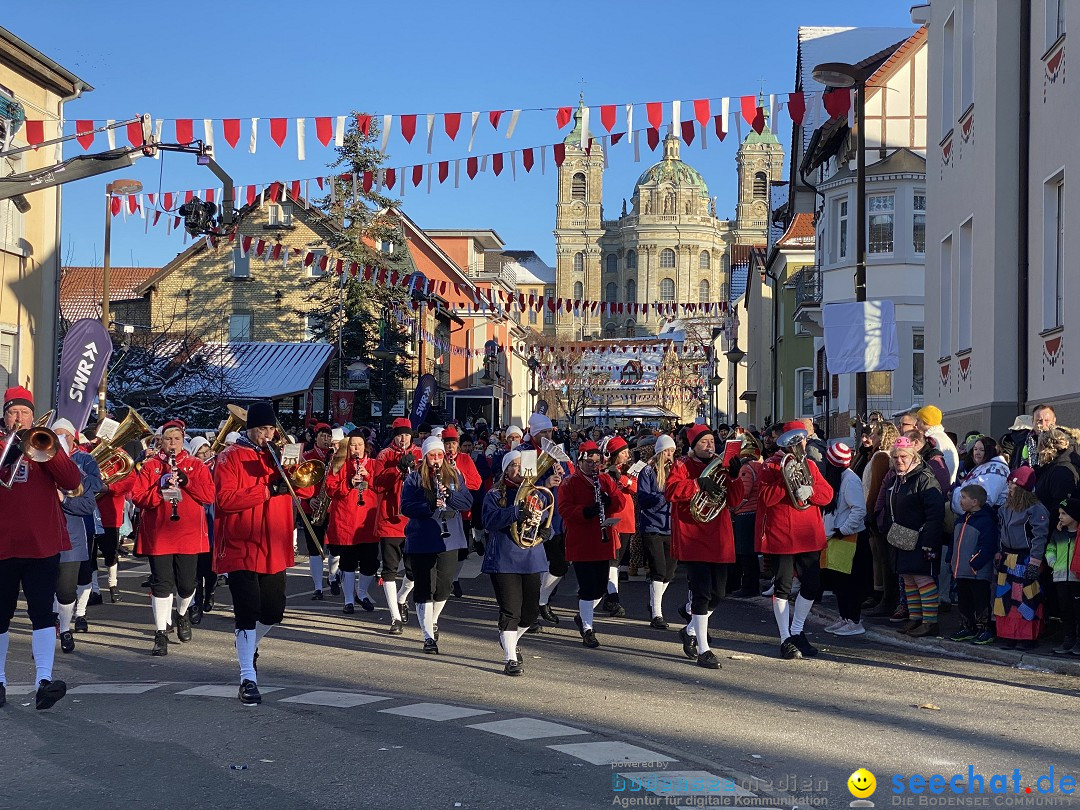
[636, 434, 678, 629]
[443, 425, 482, 598]
[602, 436, 636, 618]
[214, 401, 315, 705]
[527, 414, 570, 626]
[756, 422, 834, 660]
[665, 423, 744, 669]
[51, 419, 103, 653]
[131, 419, 215, 656]
[302, 424, 336, 599]
[373, 417, 423, 634]
[400, 436, 473, 654]
[0, 386, 82, 710]
[188, 437, 217, 622]
[557, 441, 626, 649]
[481, 450, 548, 675]
[324, 430, 378, 614]
[96, 429, 137, 604]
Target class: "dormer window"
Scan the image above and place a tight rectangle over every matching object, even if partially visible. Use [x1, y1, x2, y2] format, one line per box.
[267, 203, 292, 227]
[379, 239, 394, 255]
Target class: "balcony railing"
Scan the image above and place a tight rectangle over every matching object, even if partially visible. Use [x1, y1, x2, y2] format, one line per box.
[790, 265, 822, 308]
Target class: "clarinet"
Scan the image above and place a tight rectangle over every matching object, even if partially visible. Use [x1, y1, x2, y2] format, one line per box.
[593, 473, 608, 542]
[354, 456, 367, 506]
[167, 452, 180, 522]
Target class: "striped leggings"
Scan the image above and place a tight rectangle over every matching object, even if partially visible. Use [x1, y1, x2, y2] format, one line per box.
[901, 574, 939, 623]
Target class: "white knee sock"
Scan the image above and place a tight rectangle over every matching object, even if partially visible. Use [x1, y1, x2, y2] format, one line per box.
[453, 559, 466, 581]
[383, 580, 401, 621]
[342, 572, 356, 605]
[151, 596, 172, 631]
[356, 574, 373, 601]
[578, 599, 595, 630]
[255, 621, 273, 645]
[90, 570, 100, 594]
[649, 581, 666, 618]
[398, 577, 415, 603]
[107, 563, 119, 588]
[607, 565, 619, 595]
[790, 594, 815, 635]
[57, 602, 75, 633]
[0, 631, 8, 684]
[235, 629, 257, 684]
[176, 593, 194, 615]
[32, 627, 55, 683]
[499, 630, 517, 662]
[328, 554, 340, 579]
[433, 599, 447, 623]
[416, 602, 435, 641]
[309, 556, 324, 590]
[691, 613, 710, 654]
[516, 625, 529, 641]
[75, 584, 92, 617]
[772, 595, 791, 641]
[538, 573, 561, 605]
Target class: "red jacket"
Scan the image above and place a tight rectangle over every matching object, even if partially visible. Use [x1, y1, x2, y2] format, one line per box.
[666, 455, 744, 564]
[97, 471, 136, 528]
[754, 452, 834, 555]
[0, 446, 81, 560]
[212, 442, 315, 575]
[609, 466, 638, 535]
[449, 451, 481, 520]
[372, 444, 422, 538]
[557, 471, 626, 562]
[131, 451, 214, 556]
[300, 445, 332, 515]
[324, 456, 378, 546]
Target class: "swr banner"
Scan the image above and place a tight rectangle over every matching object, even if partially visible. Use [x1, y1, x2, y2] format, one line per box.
[56, 319, 113, 432]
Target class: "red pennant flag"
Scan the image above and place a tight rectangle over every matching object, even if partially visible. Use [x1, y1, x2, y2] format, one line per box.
[315, 117, 333, 146]
[646, 102, 663, 130]
[412, 164, 423, 187]
[163, 192, 174, 211]
[556, 107, 573, 128]
[356, 114, 372, 137]
[110, 196, 122, 216]
[75, 120, 95, 151]
[175, 119, 194, 144]
[205, 188, 215, 204]
[271, 244, 282, 261]
[361, 171, 372, 193]
[693, 99, 711, 126]
[787, 92, 806, 125]
[600, 105, 617, 132]
[223, 118, 241, 148]
[268, 183, 280, 202]
[444, 112, 461, 140]
[681, 120, 695, 145]
[611, 132, 624, 145]
[646, 128, 660, 151]
[713, 115, 727, 141]
[269, 118, 288, 146]
[242, 235, 252, 253]
[522, 148, 534, 173]
[751, 106, 765, 133]
[184, 190, 195, 204]
[823, 88, 851, 120]
[489, 110, 503, 129]
[127, 121, 143, 147]
[553, 143, 565, 167]
[290, 180, 301, 200]
[24, 120, 44, 147]
[304, 251, 315, 267]
[385, 168, 396, 190]
[400, 114, 417, 143]
[740, 95, 759, 127]
[466, 157, 478, 179]
[438, 161, 449, 183]
[152, 211, 161, 226]
[246, 185, 257, 205]
[127, 195, 137, 214]
[492, 153, 504, 176]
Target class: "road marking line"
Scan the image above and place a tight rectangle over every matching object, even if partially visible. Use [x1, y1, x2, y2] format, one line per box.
[467, 717, 590, 740]
[175, 685, 283, 698]
[69, 683, 168, 695]
[379, 702, 493, 721]
[280, 690, 391, 707]
[547, 741, 677, 766]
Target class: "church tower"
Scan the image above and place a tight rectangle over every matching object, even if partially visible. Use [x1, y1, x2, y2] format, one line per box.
[553, 96, 604, 340]
[733, 99, 784, 244]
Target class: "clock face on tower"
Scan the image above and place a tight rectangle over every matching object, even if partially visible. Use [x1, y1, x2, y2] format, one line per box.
[571, 201, 586, 215]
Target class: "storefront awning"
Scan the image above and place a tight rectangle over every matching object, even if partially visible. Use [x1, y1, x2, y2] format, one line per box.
[200, 342, 336, 401]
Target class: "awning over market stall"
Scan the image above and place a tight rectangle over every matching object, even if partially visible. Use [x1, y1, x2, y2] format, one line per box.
[218, 342, 337, 400]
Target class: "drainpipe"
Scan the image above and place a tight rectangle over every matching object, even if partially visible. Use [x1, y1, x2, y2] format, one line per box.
[1016, 1, 1031, 420]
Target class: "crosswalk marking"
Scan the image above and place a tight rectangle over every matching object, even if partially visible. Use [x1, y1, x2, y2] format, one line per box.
[69, 683, 167, 695]
[280, 690, 390, 707]
[379, 702, 493, 721]
[547, 741, 677, 766]
[467, 717, 589, 740]
[175, 685, 283, 698]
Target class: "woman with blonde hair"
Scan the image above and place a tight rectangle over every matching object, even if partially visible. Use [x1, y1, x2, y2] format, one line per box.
[636, 434, 678, 628]
[324, 430, 378, 615]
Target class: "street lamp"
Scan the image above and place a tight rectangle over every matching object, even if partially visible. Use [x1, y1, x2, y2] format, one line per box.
[99, 177, 142, 418]
[813, 60, 870, 423]
[725, 342, 745, 427]
[526, 355, 540, 413]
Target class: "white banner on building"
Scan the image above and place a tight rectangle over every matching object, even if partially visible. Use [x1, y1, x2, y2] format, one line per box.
[823, 300, 899, 374]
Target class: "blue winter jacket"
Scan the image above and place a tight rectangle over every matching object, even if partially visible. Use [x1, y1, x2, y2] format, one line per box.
[60, 451, 103, 564]
[636, 464, 670, 536]
[947, 506, 998, 582]
[401, 469, 473, 554]
[480, 486, 548, 575]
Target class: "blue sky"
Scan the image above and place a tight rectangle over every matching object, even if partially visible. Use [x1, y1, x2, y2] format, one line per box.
[5, 1, 915, 270]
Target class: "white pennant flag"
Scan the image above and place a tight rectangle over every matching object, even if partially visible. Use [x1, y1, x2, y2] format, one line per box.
[399, 168, 405, 198]
[427, 163, 433, 194]
[671, 99, 681, 130]
[106, 119, 115, 149]
[426, 113, 435, 153]
[203, 119, 214, 151]
[626, 105, 633, 143]
[249, 118, 259, 153]
[454, 159, 460, 188]
[335, 116, 346, 147]
[602, 135, 609, 169]
[351, 172, 358, 199]
[467, 111, 480, 152]
[506, 109, 521, 139]
[510, 150, 516, 180]
[580, 106, 590, 149]
[296, 118, 306, 160]
[480, 155, 488, 172]
[633, 134, 640, 163]
[769, 94, 776, 129]
[153, 119, 163, 159]
[380, 114, 392, 153]
[719, 99, 729, 139]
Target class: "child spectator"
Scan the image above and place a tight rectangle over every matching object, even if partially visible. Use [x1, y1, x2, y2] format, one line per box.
[947, 484, 998, 644]
[994, 467, 1050, 650]
[1047, 496, 1080, 656]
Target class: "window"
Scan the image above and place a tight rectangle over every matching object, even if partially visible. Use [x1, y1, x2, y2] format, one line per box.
[753, 172, 768, 198]
[267, 203, 292, 227]
[912, 330, 925, 401]
[544, 287, 554, 324]
[939, 235, 953, 355]
[604, 322, 617, 337]
[626, 249, 637, 269]
[1044, 175, 1065, 329]
[958, 218, 973, 348]
[307, 249, 326, 277]
[868, 194, 894, 253]
[796, 368, 815, 417]
[834, 198, 849, 261]
[626, 279, 636, 304]
[659, 278, 675, 302]
[571, 172, 586, 201]
[231, 248, 250, 278]
[0, 199, 26, 253]
[1047, 0, 1067, 46]
[699, 251, 710, 270]
[229, 312, 253, 341]
[961, 0, 975, 110]
[573, 252, 584, 272]
[606, 253, 618, 273]
[0, 331, 15, 391]
[660, 248, 676, 268]
[605, 282, 617, 303]
[942, 12, 955, 135]
[624, 319, 636, 337]
[698, 279, 710, 303]
[305, 314, 327, 342]
[379, 239, 394, 255]
[913, 193, 927, 254]
[529, 308, 537, 325]
[868, 371, 893, 397]
[573, 281, 583, 301]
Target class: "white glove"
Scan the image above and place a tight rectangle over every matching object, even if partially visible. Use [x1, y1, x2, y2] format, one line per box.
[796, 485, 813, 503]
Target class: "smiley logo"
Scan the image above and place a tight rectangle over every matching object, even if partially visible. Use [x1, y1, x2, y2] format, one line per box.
[848, 768, 877, 798]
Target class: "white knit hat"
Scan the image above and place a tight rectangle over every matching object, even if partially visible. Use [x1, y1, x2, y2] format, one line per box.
[51, 418, 77, 437]
[505, 425, 523, 438]
[421, 436, 445, 457]
[189, 436, 210, 455]
[653, 434, 676, 456]
[225, 431, 241, 445]
[501, 449, 522, 473]
[528, 413, 553, 434]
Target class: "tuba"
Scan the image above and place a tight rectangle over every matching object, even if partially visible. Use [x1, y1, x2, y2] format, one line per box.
[776, 427, 813, 510]
[90, 408, 152, 487]
[510, 439, 567, 548]
[209, 404, 248, 456]
[689, 452, 728, 523]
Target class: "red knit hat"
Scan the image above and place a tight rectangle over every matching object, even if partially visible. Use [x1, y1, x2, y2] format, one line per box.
[783, 421, 805, 433]
[578, 441, 600, 455]
[441, 425, 459, 441]
[314, 422, 332, 434]
[160, 418, 187, 435]
[392, 417, 413, 438]
[1009, 466, 1037, 492]
[826, 440, 853, 468]
[686, 423, 712, 449]
[3, 386, 34, 413]
[605, 436, 628, 456]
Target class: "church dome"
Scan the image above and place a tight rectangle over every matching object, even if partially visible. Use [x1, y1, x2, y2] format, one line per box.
[633, 133, 709, 199]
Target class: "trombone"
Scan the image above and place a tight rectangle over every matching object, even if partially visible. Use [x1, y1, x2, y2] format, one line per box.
[1, 411, 60, 489]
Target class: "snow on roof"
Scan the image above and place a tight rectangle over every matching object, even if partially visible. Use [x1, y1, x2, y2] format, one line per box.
[492, 250, 555, 286]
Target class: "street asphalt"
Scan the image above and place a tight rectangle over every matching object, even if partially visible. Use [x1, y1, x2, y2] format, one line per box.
[3, 555, 1079, 810]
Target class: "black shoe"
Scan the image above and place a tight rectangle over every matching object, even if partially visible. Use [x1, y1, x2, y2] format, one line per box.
[174, 610, 192, 643]
[697, 650, 721, 669]
[311, 590, 324, 601]
[604, 593, 626, 618]
[432, 624, 440, 641]
[679, 627, 699, 660]
[525, 623, 541, 634]
[0, 683, 5, 708]
[189, 603, 203, 625]
[388, 620, 404, 636]
[582, 629, 600, 649]
[861, 594, 882, 609]
[790, 631, 818, 657]
[343, 603, 355, 614]
[618, 570, 629, 581]
[88, 591, 103, 606]
[329, 577, 341, 597]
[650, 615, 669, 630]
[109, 586, 122, 604]
[140, 576, 152, 588]
[423, 638, 439, 654]
[399, 603, 410, 625]
[729, 588, 758, 599]
[35, 679, 67, 710]
[452, 580, 463, 598]
[74, 616, 89, 633]
[503, 659, 524, 676]
[678, 605, 691, 623]
[238, 679, 262, 706]
[203, 591, 215, 612]
[60, 631, 75, 654]
[359, 597, 375, 612]
[780, 638, 804, 660]
[151, 630, 169, 656]
[539, 604, 559, 625]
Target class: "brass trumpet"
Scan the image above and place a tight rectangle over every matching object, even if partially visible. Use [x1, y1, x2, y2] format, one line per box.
[1, 412, 59, 489]
[689, 450, 728, 523]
